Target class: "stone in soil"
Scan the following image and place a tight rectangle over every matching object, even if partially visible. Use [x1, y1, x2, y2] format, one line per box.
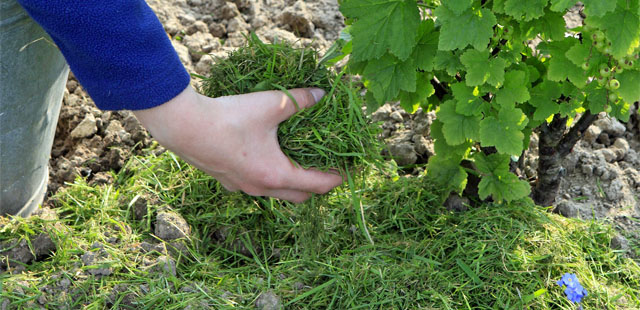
[610, 234, 630, 252]
[554, 200, 579, 218]
[278, 1, 315, 38]
[151, 255, 177, 277]
[133, 197, 150, 221]
[594, 117, 626, 137]
[220, 2, 240, 19]
[0, 233, 56, 270]
[255, 291, 282, 310]
[155, 211, 191, 241]
[387, 142, 417, 166]
[81, 243, 113, 276]
[70, 113, 97, 139]
[444, 194, 470, 212]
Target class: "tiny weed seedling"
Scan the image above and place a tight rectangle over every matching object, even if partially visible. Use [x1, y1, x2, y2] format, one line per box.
[198, 34, 381, 173]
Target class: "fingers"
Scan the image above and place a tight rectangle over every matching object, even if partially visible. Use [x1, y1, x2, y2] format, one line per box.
[220, 179, 313, 203]
[265, 88, 325, 124]
[263, 189, 312, 204]
[282, 167, 344, 194]
[217, 166, 342, 203]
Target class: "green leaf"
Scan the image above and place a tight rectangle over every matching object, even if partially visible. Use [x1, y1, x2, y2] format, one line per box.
[549, 0, 577, 12]
[460, 49, 507, 87]
[565, 38, 610, 76]
[521, 10, 566, 41]
[617, 70, 640, 104]
[565, 40, 591, 67]
[459, 49, 488, 86]
[474, 152, 511, 175]
[412, 20, 439, 71]
[495, 70, 531, 107]
[559, 97, 585, 117]
[529, 81, 563, 120]
[486, 58, 508, 87]
[586, 3, 640, 59]
[434, 50, 463, 76]
[474, 153, 531, 203]
[480, 106, 529, 155]
[427, 155, 468, 194]
[504, 0, 548, 21]
[340, 0, 421, 61]
[431, 120, 473, 157]
[436, 6, 496, 51]
[444, 0, 473, 15]
[427, 120, 471, 194]
[493, 0, 506, 13]
[437, 100, 482, 145]
[363, 53, 416, 103]
[582, 0, 617, 17]
[399, 73, 435, 113]
[585, 83, 608, 113]
[364, 90, 381, 112]
[557, 84, 585, 117]
[542, 39, 588, 88]
[347, 59, 367, 75]
[526, 64, 542, 84]
[611, 99, 631, 122]
[451, 83, 489, 116]
[479, 169, 531, 202]
[479, 172, 531, 202]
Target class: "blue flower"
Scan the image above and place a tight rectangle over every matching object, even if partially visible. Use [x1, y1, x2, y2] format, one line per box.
[557, 273, 588, 303]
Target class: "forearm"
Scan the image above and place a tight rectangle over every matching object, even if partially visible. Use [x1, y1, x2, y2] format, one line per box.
[17, 0, 190, 110]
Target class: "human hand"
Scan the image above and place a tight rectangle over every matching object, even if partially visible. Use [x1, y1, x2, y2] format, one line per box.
[133, 86, 344, 203]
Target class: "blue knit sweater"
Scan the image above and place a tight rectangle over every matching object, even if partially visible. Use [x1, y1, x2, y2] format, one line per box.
[17, 0, 191, 110]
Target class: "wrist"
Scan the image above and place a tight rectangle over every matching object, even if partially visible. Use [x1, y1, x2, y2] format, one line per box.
[132, 85, 201, 148]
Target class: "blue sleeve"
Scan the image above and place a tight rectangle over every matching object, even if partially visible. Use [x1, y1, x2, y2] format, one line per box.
[16, 0, 191, 111]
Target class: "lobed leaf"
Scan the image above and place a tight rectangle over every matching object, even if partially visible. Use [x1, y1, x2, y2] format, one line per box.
[444, 0, 473, 15]
[340, 0, 421, 61]
[582, 0, 617, 17]
[504, 0, 548, 21]
[549, 0, 577, 12]
[479, 106, 529, 156]
[586, 2, 640, 59]
[436, 6, 496, 51]
[461, 49, 506, 87]
[542, 39, 588, 88]
[363, 53, 416, 104]
[495, 70, 531, 107]
[474, 153, 531, 203]
[617, 70, 640, 104]
[451, 83, 489, 116]
[437, 100, 482, 145]
[521, 10, 566, 41]
[412, 20, 439, 71]
[529, 81, 563, 121]
[399, 73, 435, 113]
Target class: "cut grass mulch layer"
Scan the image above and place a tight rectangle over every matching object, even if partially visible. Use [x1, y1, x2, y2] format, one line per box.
[1, 149, 639, 309]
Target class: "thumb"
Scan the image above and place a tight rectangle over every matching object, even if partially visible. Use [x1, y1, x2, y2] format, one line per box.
[266, 88, 325, 124]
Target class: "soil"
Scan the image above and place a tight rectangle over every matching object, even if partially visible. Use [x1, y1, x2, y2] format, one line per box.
[36, 0, 638, 268]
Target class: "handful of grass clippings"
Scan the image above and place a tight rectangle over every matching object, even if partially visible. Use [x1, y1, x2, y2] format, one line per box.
[198, 34, 380, 173]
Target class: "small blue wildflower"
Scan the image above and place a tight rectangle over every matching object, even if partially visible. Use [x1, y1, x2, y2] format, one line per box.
[557, 273, 588, 304]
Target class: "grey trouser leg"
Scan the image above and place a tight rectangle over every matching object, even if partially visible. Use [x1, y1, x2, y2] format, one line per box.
[0, 0, 69, 217]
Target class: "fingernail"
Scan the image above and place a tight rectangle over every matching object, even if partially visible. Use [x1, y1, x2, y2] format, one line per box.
[310, 88, 325, 102]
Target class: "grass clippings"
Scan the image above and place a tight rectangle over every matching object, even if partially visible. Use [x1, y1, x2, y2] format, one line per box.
[198, 34, 380, 172]
[1, 150, 638, 309]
